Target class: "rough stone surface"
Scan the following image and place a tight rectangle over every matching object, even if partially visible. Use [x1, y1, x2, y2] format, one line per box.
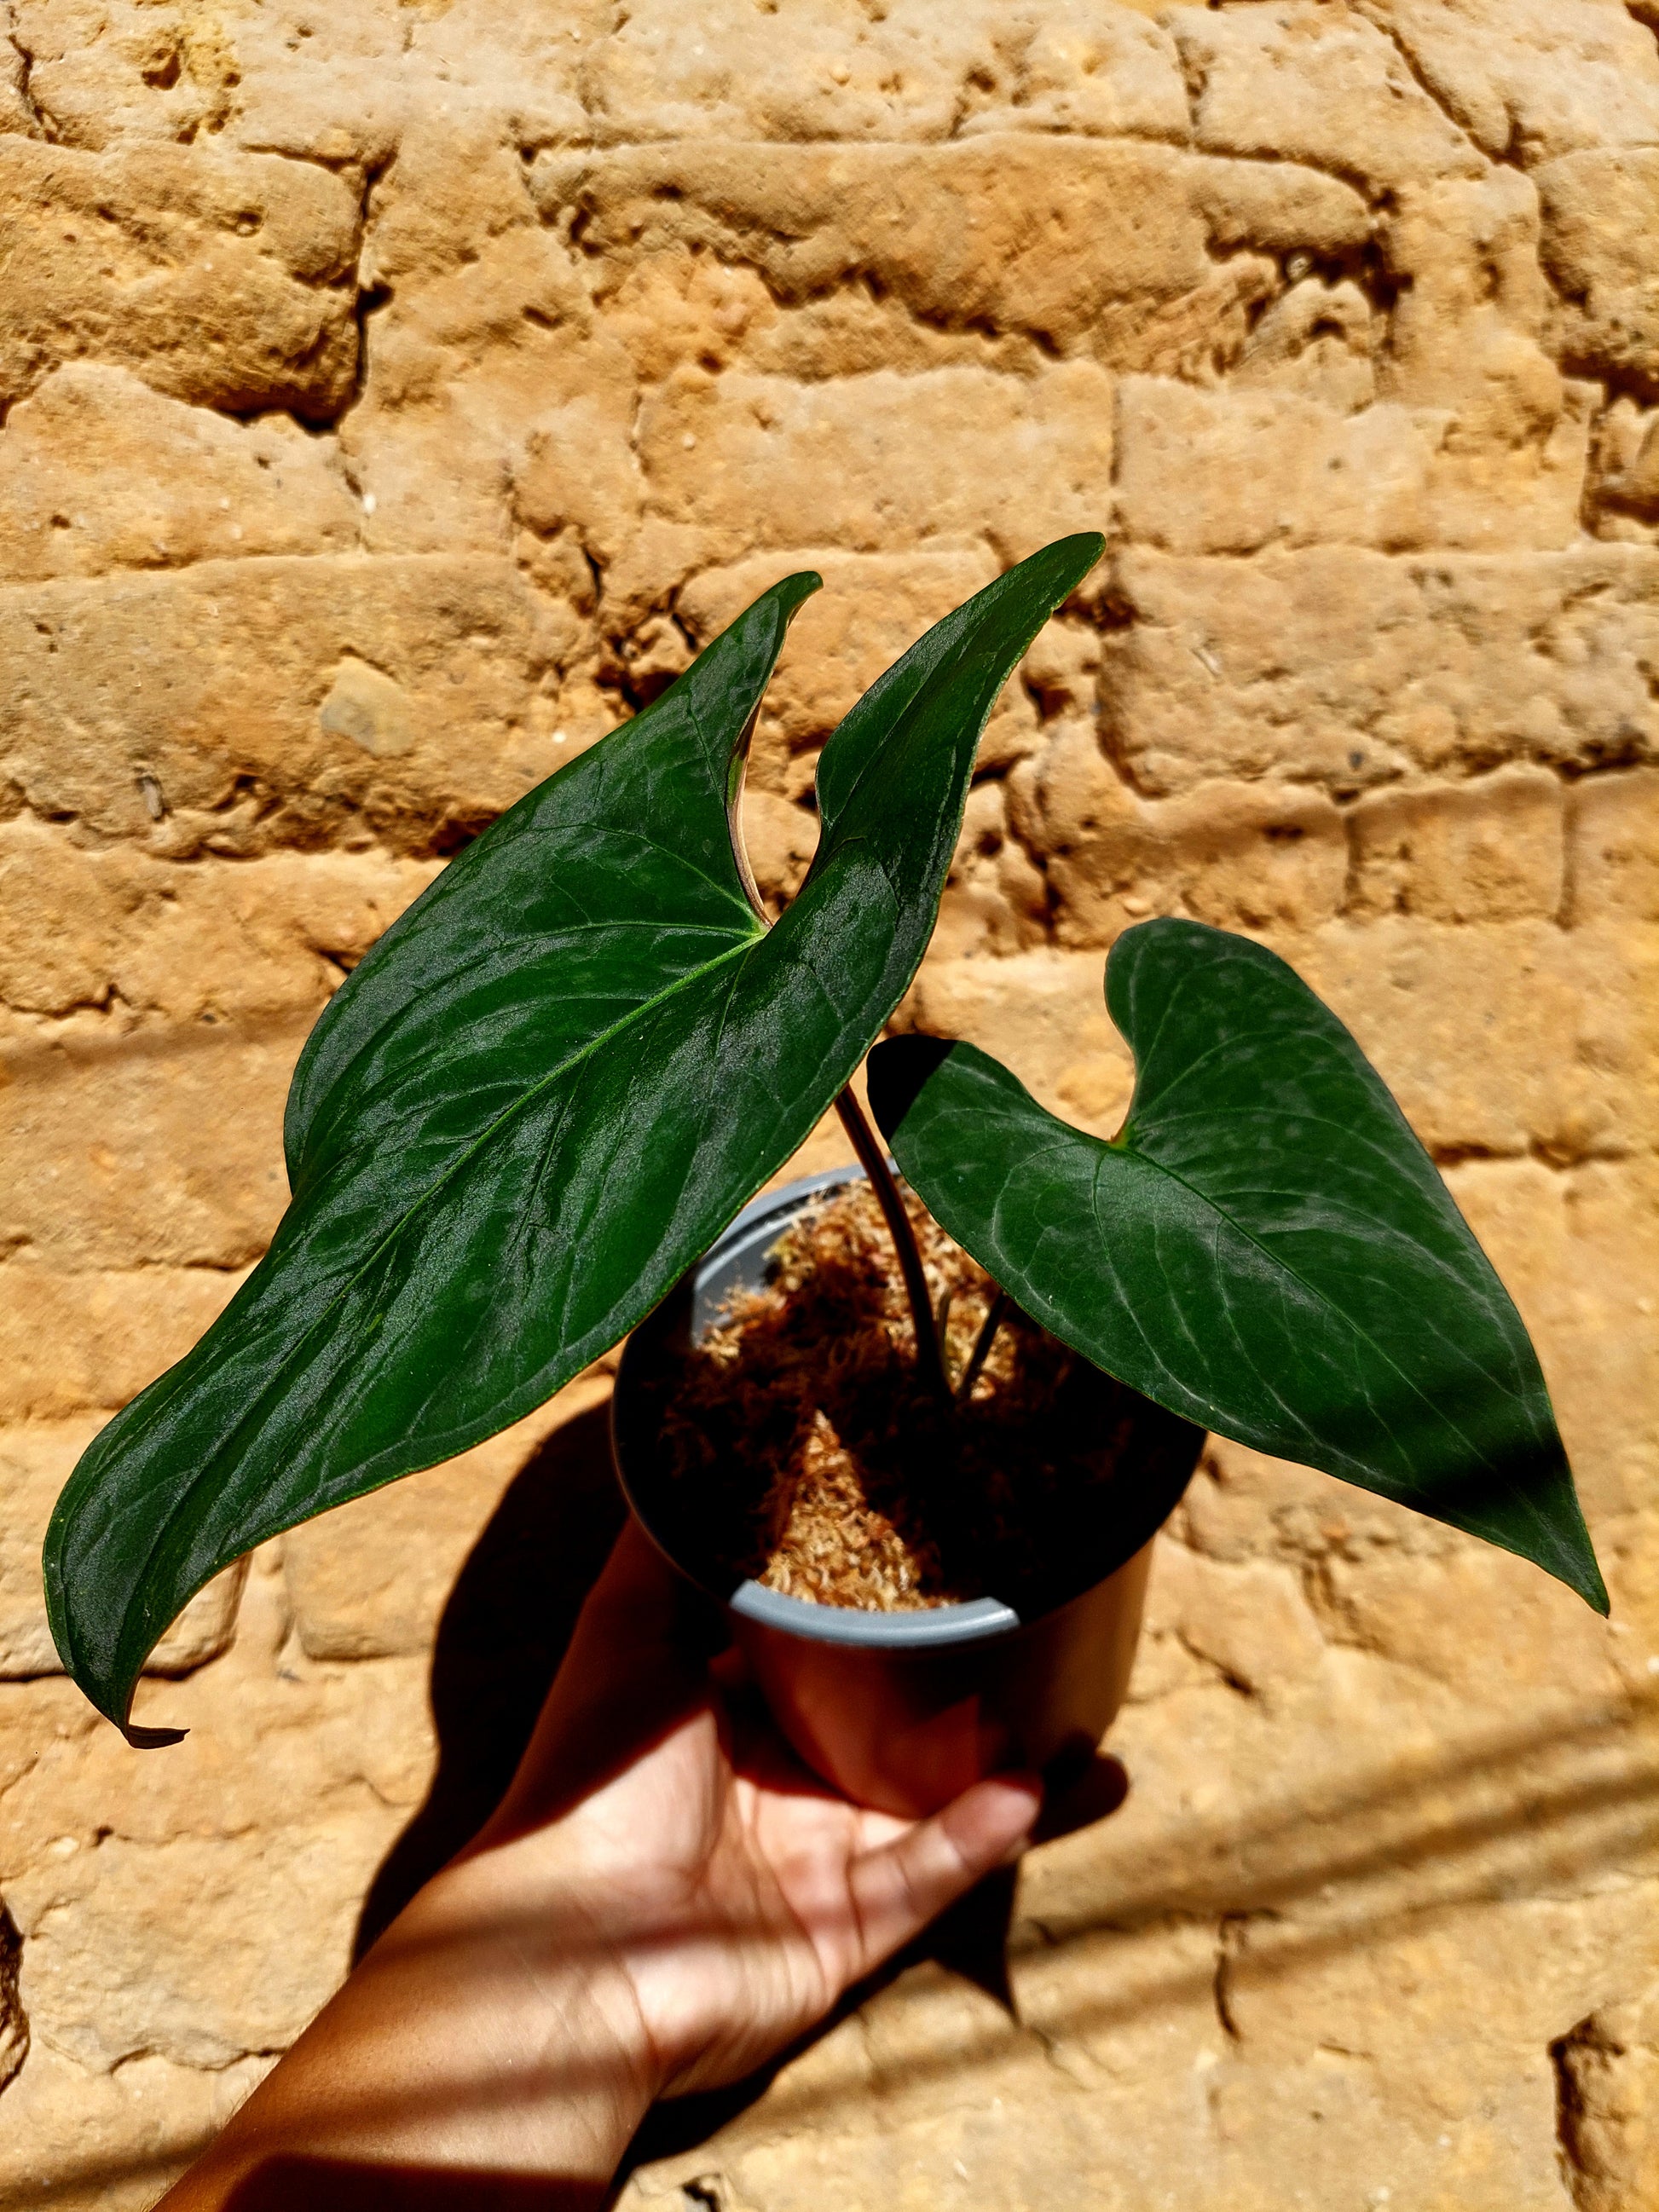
[0, 2, 1655, 2206]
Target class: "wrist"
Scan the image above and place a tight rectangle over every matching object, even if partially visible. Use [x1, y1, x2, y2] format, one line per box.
[402, 1840, 670, 2117]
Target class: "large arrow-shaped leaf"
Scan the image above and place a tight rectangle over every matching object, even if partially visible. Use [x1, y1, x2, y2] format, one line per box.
[870, 919, 1605, 1611]
[46, 534, 1103, 1730]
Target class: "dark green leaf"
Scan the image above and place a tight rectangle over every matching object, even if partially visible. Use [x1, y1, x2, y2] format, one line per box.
[870, 919, 1605, 1612]
[47, 534, 1104, 1730]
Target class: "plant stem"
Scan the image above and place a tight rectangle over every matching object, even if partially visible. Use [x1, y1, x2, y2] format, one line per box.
[955, 1287, 1009, 1404]
[725, 800, 949, 1405]
[834, 1088, 951, 1403]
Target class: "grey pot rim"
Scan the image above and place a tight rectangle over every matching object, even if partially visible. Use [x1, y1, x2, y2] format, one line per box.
[610, 1164, 1199, 1652]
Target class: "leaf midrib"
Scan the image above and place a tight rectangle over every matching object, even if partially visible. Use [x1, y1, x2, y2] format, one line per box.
[287, 823, 761, 1160]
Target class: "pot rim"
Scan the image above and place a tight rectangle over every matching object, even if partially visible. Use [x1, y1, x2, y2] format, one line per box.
[610, 1165, 1198, 1650]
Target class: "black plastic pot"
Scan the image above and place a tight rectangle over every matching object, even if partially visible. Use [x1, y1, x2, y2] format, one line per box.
[611, 1167, 1204, 1818]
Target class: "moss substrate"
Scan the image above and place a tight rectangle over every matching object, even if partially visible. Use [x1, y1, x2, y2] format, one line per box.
[645, 1182, 1156, 1616]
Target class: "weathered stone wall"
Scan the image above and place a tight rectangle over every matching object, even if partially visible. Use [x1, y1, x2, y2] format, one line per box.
[0, 2, 1656, 2204]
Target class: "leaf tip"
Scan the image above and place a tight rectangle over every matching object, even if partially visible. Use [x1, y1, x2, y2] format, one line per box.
[1564, 1544, 1611, 1619]
[1523, 1482, 1610, 1616]
[772, 569, 824, 621]
[1032, 531, 1107, 604]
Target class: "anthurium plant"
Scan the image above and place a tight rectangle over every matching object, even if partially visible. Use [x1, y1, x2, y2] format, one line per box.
[45, 533, 1605, 1743]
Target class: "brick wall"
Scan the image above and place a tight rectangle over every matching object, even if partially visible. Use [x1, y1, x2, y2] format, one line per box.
[0, 3, 1656, 2205]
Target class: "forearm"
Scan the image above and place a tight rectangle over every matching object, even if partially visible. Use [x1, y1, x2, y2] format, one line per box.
[157, 1847, 659, 2211]
[153, 1523, 1043, 2207]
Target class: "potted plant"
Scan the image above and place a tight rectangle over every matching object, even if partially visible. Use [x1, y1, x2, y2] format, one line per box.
[43, 534, 1605, 1816]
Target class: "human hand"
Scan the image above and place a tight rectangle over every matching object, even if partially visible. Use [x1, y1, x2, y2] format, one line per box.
[470, 1516, 1045, 2100]
[161, 1517, 1042, 2208]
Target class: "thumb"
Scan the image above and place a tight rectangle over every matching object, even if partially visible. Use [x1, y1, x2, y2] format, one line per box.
[844, 1773, 1043, 1976]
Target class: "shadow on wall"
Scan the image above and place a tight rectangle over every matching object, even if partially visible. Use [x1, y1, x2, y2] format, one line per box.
[353, 1403, 627, 1956]
[9, 1384, 1653, 2209]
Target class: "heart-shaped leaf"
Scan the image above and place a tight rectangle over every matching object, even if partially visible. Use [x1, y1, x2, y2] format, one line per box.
[47, 534, 1104, 1730]
[870, 919, 1605, 1611]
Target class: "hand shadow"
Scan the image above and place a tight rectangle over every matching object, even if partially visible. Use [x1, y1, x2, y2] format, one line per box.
[217, 2157, 605, 2210]
[355, 1392, 1132, 2192]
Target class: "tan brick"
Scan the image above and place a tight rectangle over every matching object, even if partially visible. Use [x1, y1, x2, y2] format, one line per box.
[0, 1266, 246, 1424]
[1539, 148, 1659, 399]
[1570, 768, 1659, 922]
[930, 781, 1050, 962]
[535, 137, 1367, 378]
[1199, 1890, 1658, 2198]
[0, 135, 359, 418]
[957, 4, 1189, 141]
[1176, 1433, 1420, 1571]
[1115, 375, 1590, 556]
[1171, 1, 1486, 192]
[1011, 731, 1348, 942]
[0, 1008, 303, 1269]
[0, 366, 360, 583]
[358, 115, 549, 292]
[1146, 1545, 1327, 1695]
[1348, 765, 1566, 923]
[579, 0, 1193, 147]
[0, 1573, 433, 1874]
[0, 556, 582, 855]
[1444, 1158, 1659, 1528]
[0, 36, 31, 134]
[14, 0, 247, 151]
[637, 361, 1114, 566]
[0, 2042, 267, 2212]
[0, 829, 436, 1020]
[345, 226, 638, 560]
[225, 5, 591, 179]
[1297, 920, 1659, 1162]
[536, 138, 1212, 353]
[1185, 154, 1374, 265]
[1544, 1983, 1659, 2212]
[1102, 545, 1659, 796]
[1228, 274, 1379, 413]
[9, 1819, 391, 2071]
[1363, 0, 1659, 165]
[1311, 1540, 1626, 1704]
[1379, 172, 1564, 450]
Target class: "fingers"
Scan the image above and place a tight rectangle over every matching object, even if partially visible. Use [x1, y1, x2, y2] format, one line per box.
[843, 1773, 1043, 1980]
